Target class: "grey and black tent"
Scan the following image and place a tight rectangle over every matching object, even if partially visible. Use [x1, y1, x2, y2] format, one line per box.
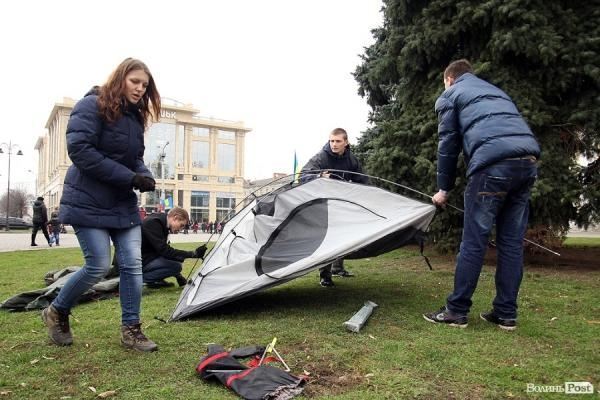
[170, 177, 436, 321]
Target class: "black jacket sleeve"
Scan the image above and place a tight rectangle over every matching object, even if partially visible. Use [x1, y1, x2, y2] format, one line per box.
[300, 151, 326, 183]
[143, 218, 194, 262]
[349, 155, 369, 184]
[42, 205, 49, 224]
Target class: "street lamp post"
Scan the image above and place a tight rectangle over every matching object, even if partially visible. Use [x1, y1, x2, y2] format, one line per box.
[158, 141, 169, 210]
[0, 141, 23, 231]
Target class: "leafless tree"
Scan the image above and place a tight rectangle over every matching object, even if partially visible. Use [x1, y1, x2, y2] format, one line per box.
[0, 185, 33, 218]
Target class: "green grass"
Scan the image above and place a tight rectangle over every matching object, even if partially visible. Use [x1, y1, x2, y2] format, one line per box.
[0, 245, 598, 399]
[563, 237, 600, 248]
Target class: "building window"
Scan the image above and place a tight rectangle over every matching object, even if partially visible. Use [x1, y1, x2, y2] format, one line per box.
[163, 190, 174, 210]
[177, 174, 185, 180]
[192, 141, 209, 168]
[218, 130, 235, 140]
[145, 122, 176, 179]
[145, 191, 160, 209]
[216, 197, 235, 208]
[217, 143, 235, 171]
[178, 190, 184, 207]
[217, 176, 235, 184]
[193, 175, 209, 182]
[190, 191, 209, 223]
[177, 125, 185, 167]
[216, 195, 236, 223]
[192, 127, 209, 137]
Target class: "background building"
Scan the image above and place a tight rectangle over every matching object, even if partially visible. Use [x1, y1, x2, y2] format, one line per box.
[35, 98, 251, 223]
[243, 172, 293, 201]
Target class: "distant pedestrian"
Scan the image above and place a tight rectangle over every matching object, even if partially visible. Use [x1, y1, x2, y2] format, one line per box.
[48, 207, 61, 246]
[31, 196, 51, 247]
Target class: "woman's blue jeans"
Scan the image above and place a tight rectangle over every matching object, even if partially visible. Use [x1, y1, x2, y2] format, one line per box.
[446, 158, 537, 319]
[53, 225, 143, 325]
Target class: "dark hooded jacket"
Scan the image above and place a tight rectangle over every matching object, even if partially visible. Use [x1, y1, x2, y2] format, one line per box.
[32, 199, 48, 225]
[435, 72, 541, 191]
[59, 88, 154, 228]
[49, 210, 60, 230]
[141, 213, 195, 267]
[300, 143, 368, 184]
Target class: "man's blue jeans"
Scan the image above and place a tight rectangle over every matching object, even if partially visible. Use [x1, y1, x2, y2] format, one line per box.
[143, 257, 183, 283]
[53, 225, 143, 325]
[446, 158, 537, 319]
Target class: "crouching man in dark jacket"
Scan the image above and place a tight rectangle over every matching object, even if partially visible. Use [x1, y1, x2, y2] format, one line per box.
[142, 207, 207, 288]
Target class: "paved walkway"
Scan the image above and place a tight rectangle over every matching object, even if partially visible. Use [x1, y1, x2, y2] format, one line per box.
[0, 230, 216, 253]
[0, 228, 596, 253]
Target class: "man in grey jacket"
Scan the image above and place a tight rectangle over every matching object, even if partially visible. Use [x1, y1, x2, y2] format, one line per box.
[423, 59, 540, 330]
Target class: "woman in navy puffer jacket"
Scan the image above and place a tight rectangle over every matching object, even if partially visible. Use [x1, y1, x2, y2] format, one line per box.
[42, 58, 161, 352]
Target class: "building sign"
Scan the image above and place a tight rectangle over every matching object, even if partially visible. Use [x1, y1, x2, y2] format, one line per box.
[160, 110, 177, 119]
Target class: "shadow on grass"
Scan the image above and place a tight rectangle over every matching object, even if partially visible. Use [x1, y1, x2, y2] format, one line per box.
[176, 272, 427, 322]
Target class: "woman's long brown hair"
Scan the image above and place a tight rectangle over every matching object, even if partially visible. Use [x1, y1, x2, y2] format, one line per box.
[97, 58, 161, 127]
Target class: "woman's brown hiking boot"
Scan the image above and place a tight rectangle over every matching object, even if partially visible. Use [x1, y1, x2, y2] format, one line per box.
[120, 323, 158, 352]
[41, 305, 73, 346]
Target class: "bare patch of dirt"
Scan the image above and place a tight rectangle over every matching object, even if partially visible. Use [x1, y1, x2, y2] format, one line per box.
[299, 359, 366, 397]
[486, 246, 600, 270]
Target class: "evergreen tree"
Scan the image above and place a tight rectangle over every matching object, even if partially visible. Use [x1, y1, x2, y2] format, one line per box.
[354, 0, 600, 250]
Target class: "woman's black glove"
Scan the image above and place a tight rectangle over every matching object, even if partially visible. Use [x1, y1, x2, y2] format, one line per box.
[194, 245, 208, 259]
[132, 174, 156, 192]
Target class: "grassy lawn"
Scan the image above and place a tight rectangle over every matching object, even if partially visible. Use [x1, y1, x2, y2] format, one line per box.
[563, 237, 600, 248]
[0, 245, 598, 399]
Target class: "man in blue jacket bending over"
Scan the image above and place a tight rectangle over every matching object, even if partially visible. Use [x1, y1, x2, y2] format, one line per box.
[423, 59, 540, 330]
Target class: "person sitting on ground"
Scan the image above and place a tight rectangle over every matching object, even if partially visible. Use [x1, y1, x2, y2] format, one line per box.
[300, 127, 369, 287]
[142, 207, 207, 288]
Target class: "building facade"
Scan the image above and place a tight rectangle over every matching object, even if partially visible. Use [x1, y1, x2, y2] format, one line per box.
[35, 98, 251, 224]
[243, 173, 293, 201]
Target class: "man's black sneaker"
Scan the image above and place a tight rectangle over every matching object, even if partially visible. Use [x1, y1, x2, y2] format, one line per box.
[31, 243, 38, 247]
[480, 311, 517, 331]
[332, 269, 354, 277]
[423, 306, 468, 328]
[146, 280, 174, 289]
[320, 277, 334, 287]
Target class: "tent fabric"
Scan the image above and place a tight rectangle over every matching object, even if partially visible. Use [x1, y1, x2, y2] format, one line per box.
[171, 178, 436, 321]
[1, 267, 120, 312]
